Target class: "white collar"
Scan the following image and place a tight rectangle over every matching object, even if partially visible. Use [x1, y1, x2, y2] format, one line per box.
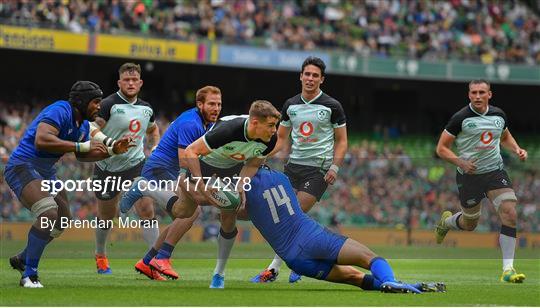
[117, 91, 137, 104]
[301, 90, 323, 104]
[468, 103, 489, 116]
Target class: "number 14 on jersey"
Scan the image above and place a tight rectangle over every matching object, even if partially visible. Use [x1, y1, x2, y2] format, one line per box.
[262, 185, 295, 224]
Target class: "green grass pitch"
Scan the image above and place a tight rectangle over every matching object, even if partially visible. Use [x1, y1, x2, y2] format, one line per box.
[1, 241, 539, 306]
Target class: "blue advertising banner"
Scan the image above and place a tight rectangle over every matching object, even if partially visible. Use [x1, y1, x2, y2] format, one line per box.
[218, 45, 330, 71]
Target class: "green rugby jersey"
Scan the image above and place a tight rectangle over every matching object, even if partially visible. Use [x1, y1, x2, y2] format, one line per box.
[280, 91, 346, 169]
[202, 115, 277, 169]
[95, 91, 155, 172]
[445, 104, 508, 175]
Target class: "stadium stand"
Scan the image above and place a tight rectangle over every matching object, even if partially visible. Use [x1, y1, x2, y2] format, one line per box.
[1, 102, 538, 233]
[1, 0, 539, 64]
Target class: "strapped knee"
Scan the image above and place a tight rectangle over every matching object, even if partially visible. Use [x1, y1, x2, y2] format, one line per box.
[50, 227, 64, 238]
[492, 192, 517, 212]
[31, 196, 58, 217]
[462, 210, 481, 220]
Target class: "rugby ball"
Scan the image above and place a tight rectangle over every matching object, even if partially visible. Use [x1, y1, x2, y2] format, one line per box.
[209, 178, 241, 210]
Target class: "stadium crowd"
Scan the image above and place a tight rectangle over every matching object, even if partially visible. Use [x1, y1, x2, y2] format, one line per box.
[1, 101, 538, 233]
[1, 0, 539, 64]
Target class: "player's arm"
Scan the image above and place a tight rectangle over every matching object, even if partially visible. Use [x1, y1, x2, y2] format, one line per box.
[88, 121, 134, 156]
[436, 130, 476, 173]
[269, 124, 291, 157]
[35, 122, 109, 161]
[146, 122, 160, 151]
[235, 156, 265, 212]
[500, 128, 527, 161]
[77, 135, 134, 162]
[182, 138, 222, 206]
[238, 157, 265, 192]
[325, 126, 348, 184]
[183, 137, 211, 178]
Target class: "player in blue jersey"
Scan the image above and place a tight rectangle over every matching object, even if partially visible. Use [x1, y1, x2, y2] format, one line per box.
[119, 86, 222, 280]
[5, 81, 132, 288]
[240, 166, 444, 293]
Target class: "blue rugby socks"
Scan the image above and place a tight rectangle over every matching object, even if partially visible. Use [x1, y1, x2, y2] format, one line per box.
[155, 242, 175, 260]
[23, 226, 51, 277]
[360, 274, 383, 290]
[369, 257, 396, 283]
[142, 247, 158, 265]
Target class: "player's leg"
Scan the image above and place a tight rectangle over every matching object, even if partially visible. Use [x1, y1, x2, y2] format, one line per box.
[134, 196, 159, 249]
[12, 186, 72, 281]
[487, 184, 525, 283]
[436, 172, 483, 243]
[94, 195, 119, 274]
[333, 238, 423, 293]
[210, 209, 238, 289]
[4, 164, 65, 288]
[17, 180, 59, 288]
[288, 235, 422, 293]
[120, 174, 178, 214]
[136, 222, 168, 281]
[148, 207, 201, 280]
[52, 189, 70, 240]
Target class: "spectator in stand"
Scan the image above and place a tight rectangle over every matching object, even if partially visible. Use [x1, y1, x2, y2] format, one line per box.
[1, 0, 539, 64]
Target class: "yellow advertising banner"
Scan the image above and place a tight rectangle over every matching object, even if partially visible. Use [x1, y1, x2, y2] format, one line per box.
[2, 223, 540, 249]
[0, 25, 87, 53]
[96, 34, 197, 62]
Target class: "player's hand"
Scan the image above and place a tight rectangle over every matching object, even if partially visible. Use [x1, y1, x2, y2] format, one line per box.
[176, 173, 220, 205]
[458, 158, 477, 174]
[198, 176, 220, 207]
[90, 140, 108, 154]
[515, 148, 527, 161]
[324, 169, 338, 185]
[113, 136, 136, 154]
[236, 189, 247, 213]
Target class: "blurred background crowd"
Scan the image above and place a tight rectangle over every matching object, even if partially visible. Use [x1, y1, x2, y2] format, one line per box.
[1, 0, 539, 64]
[1, 101, 538, 233]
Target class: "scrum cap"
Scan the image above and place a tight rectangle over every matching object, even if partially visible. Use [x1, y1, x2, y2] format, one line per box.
[69, 81, 103, 119]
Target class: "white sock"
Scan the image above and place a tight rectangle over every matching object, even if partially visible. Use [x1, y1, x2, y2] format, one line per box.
[268, 254, 283, 272]
[95, 227, 111, 255]
[213, 229, 237, 276]
[142, 220, 160, 249]
[499, 228, 516, 271]
[140, 180, 176, 208]
[444, 212, 462, 230]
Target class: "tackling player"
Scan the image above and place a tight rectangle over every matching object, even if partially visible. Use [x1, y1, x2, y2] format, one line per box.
[91, 63, 161, 274]
[253, 56, 348, 282]
[244, 166, 445, 293]
[435, 80, 527, 283]
[6, 81, 131, 287]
